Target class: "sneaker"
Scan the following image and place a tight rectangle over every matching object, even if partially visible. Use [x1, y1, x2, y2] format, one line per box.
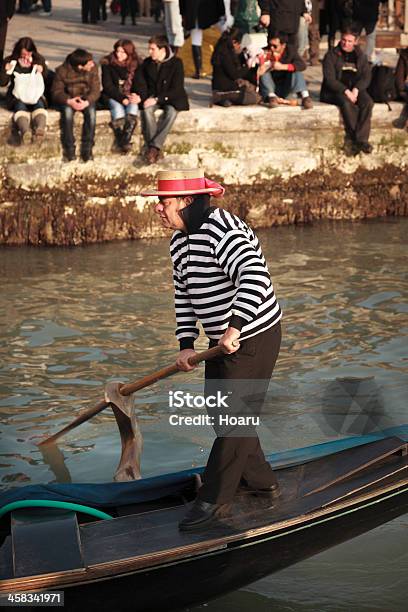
[302, 96, 313, 110]
[268, 97, 279, 109]
[38, 11, 52, 17]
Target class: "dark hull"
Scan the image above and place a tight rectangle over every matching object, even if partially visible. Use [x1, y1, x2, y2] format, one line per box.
[43, 485, 408, 612]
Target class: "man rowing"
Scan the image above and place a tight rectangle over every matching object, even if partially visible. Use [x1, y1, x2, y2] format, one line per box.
[141, 168, 283, 530]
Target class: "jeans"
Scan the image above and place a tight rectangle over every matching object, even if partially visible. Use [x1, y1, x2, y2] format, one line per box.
[108, 98, 139, 120]
[259, 71, 308, 99]
[14, 99, 46, 112]
[141, 104, 178, 150]
[59, 104, 96, 154]
[42, 0, 52, 11]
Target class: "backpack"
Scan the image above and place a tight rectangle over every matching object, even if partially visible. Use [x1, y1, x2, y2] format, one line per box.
[368, 65, 396, 110]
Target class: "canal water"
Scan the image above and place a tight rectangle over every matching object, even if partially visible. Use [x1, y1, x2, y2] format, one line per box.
[1, 218, 407, 610]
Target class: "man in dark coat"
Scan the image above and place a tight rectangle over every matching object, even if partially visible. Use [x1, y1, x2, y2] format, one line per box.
[352, 0, 388, 60]
[258, 0, 311, 47]
[141, 35, 189, 164]
[321, 26, 373, 155]
[0, 0, 16, 64]
[393, 47, 408, 130]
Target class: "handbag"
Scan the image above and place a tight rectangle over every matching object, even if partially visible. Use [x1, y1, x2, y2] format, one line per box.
[236, 79, 262, 105]
[110, 0, 121, 14]
[12, 66, 45, 105]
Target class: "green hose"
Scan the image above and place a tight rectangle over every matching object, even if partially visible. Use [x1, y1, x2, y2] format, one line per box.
[0, 500, 113, 520]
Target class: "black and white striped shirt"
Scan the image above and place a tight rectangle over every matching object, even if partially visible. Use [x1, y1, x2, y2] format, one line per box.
[170, 208, 282, 348]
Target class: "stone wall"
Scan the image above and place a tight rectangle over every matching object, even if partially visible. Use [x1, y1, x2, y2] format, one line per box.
[0, 103, 407, 246]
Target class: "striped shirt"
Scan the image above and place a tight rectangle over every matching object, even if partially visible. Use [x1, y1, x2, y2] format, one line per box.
[170, 208, 282, 348]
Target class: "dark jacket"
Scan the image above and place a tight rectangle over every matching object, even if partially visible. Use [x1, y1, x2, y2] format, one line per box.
[0, 0, 15, 21]
[101, 62, 147, 105]
[395, 48, 408, 103]
[353, 0, 387, 25]
[141, 52, 189, 111]
[52, 57, 101, 106]
[258, 0, 306, 34]
[1, 53, 48, 109]
[320, 43, 371, 102]
[211, 47, 252, 92]
[179, 0, 225, 31]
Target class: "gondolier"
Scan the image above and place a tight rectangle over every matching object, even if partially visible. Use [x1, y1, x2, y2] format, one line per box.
[141, 168, 283, 530]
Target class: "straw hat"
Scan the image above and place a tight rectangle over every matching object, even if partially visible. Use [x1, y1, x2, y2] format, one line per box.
[140, 168, 225, 197]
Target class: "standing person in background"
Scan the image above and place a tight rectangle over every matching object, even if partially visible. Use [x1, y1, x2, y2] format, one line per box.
[82, 0, 100, 23]
[0, 1, 15, 65]
[352, 1, 388, 61]
[139, 0, 151, 18]
[393, 47, 408, 130]
[101, 39, 146, 153]
[258, 0, 312, 48]
[163, 0, 184, 54]
[321, 26, 373, 155]
[179, 0, 234, 79]
[52, 48, 101, 163]
[120, 0, 138, 25]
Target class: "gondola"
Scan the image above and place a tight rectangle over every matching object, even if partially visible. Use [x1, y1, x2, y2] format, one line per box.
[0, 425, 407, 612]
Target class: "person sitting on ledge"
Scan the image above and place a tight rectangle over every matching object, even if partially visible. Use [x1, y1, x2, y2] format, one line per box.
[211, 27, 259, 108]
[257, 32, 313, 109]
[320, 26, 373, 155]
[393, 46, 408, 130]
[140, 35, 189, 165]
[52, 48, 101, 163]
[101, 39, 146, 154]
[0, 36, 48, 146]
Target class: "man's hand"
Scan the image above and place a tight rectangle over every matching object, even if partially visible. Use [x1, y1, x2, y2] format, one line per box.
[176, 349, 198, 372]
[273, 61, 287, 71]
[143, 97, 157, 108]
[129, 92, 141, 104]
[303, 13, 312, 25]
[351, 87, 359, 101]
[344, 89, 357, 104]
[218, 327, 240, 354]
[259, 14, 270, 28]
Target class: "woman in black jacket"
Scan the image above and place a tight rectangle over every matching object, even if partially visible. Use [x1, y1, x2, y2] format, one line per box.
[1, 36, 48, 145]
[211, 28, 255, 107]
[101, 39, 146, 153]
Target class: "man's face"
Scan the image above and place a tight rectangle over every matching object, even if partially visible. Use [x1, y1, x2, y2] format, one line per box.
[149, 43, 164, 62]
[340, 34, 358, 53]
[269, 38, 285, 55]
[155, 197, 188, 231]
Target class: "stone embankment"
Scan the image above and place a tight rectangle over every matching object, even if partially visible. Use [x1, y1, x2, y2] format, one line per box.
[0, 103, 407, 246]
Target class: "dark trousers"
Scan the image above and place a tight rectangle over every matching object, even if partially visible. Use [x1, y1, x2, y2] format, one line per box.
[82, 0, 99, 23]
[329, 91, 374, 144]
[121, 0, 138, 22]
[198, 322, 282, 505]
[59, 104, 96, 155]
[0, 21, 8, 64]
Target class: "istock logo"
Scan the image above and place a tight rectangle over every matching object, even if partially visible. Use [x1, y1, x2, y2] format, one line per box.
[169, 390, 230, 409]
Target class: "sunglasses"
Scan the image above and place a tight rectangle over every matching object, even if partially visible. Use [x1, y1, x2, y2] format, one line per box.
[269, 44, 281, 49]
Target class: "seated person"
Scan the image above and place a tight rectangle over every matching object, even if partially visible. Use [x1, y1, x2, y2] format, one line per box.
[140, 35, 189, 165]
[393, 46, 408, 130]
[51, 48, 100, 162]
[1, 36, 48, 145]
[211, 27, 259, 107]
[258, 32, 313, 109]
[101, 39, 146, 154]
[320, 26, 373, 155]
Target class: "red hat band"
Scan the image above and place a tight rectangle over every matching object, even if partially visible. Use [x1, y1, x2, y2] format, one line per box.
[157, 177, 206, 193]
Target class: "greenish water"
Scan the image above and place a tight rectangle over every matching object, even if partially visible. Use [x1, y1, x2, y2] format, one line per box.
[1, 218, 407, 610]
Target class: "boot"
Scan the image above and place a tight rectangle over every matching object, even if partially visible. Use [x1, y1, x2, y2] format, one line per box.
[31, 108, 47, 144]
[110, 117, 125, 150]
[120, 114, 137, 153]
[392, 103, 408, 129]
[13, 111, 30, 146]
[192, 45, 202, 79]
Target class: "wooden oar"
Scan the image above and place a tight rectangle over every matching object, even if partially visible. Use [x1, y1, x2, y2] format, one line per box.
[38, 345, 224, 447]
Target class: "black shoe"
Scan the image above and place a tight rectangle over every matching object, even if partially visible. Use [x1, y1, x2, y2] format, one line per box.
[178, 499, 230, 531]
[358, 142, 373, 155]
[81, 151, 94, 162]
[63, 150, 76, 162]
[238, 483, 281, 501]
